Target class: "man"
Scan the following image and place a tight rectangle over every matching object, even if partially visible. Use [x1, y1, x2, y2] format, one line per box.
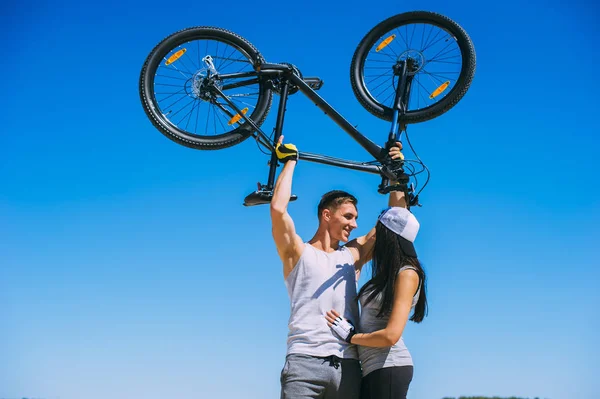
[271, 136, 407, 398]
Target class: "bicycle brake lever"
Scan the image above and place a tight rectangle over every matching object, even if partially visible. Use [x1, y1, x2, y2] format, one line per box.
[409, 194, 422, 207]
[408, 183, 422, 207]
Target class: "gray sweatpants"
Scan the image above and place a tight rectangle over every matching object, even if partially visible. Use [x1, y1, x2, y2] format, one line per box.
[280, 354, 361, 399]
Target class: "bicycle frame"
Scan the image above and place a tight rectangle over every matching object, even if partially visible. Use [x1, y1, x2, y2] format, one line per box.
[211, 61, 414, 198]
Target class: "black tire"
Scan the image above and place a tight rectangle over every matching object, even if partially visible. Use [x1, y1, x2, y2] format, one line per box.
[139, 27, 272, 150]
[351, 11, 476, 123]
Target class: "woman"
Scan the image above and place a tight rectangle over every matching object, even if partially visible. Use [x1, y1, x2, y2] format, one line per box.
[326, 206, 428, 399]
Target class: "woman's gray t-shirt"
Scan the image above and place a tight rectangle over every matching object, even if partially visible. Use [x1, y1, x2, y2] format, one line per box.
[358, 266, 420, 376]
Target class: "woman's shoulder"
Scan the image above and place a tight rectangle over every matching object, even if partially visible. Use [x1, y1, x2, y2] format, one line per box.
[398, 265, 419, 276]
[396, 266, 420, 290]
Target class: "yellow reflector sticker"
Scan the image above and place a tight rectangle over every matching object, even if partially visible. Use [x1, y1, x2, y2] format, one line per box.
[376, 35, 396, 52]
[165, 49, 186, 65]
[429, 81, 450, 99]
[228, 107, 249, 125]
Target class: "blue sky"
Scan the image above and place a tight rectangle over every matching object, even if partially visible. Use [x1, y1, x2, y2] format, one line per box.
[1, 1, 598, 399]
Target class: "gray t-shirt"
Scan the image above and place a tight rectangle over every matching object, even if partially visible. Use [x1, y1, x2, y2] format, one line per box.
[358, 266, 421, 376]
[285, 244, 359, 359]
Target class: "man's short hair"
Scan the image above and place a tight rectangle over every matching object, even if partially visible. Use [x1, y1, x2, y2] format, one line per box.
[317, 190, 358, 219]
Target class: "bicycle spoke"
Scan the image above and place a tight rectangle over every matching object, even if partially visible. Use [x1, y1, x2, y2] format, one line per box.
[431, 55, 461, 63]
[394, 27, 410, 49]
[197, 40, 201, 71]
[214, 107, 228, 132]
[420, 29, 443, 53]
[420, 23, 427, 50]
[194, 96, 201, 134]
[416, 74, 422, 109]
[424, 71, 444, 87]
[173, 54, 196, 76]
[412, 74, 431, 93]
[366, 58, 399, 64]
[366, 71, 393, 85]
[409, 23, 417, 48]
[215, 45, 233, 70]
[155, 83, 188, 88]
[213, 55, 251, 64]
[155, 89, 187, 102]
[421, 24, 435, 53]
[156, 74, 187, 81]
[182, 50, 201, 74]
[159, 64, 193, 81]
[427, 60, 461, 65]
[376, 47, 399, 60]
[160, 91, 192, 112]
[365, 66, 396, 70]
[370, 75, 395, 94]
[381, 88, 396, 106]
[184, 100, 201, 130]
[428, 46, 460, 62]
[413, 74, 431, 109]
[215, 41, 220, 70]
[421, 32, 451, 53]
[372, 79, 395, 99]
[427, 75, 444, 87]
[427, 40, 457, 63]
[369, 49, 398, 62]
[375, 84, 395, 100]
[205, 101, 211, 134]
[219, 56, 251, 71]
[420, 69, 458, 82]
[170, 97, 196, 120]
[212, 103, 218, 135]
[215, 50, 251, 70]
[166, 47, 196, 76]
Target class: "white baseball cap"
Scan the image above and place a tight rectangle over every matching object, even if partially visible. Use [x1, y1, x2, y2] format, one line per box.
[378, 207, 420, 257]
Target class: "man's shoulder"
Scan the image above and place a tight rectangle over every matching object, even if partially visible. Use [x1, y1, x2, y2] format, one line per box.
[341, 243, 360, 263]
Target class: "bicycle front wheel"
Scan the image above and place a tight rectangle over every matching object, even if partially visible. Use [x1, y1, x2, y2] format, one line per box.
[351, 11, 476, 123]
[139, 27, 273, 150]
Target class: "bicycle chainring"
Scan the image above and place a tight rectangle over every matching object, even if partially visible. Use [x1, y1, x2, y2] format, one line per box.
[270, 62, 303, 95]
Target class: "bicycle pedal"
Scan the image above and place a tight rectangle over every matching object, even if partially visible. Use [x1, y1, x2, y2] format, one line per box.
[243, 189, 298, 207]
[304, 77, 323, 91]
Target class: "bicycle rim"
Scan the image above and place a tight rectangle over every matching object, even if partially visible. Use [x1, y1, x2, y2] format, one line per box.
[365, 22, 464, 112]
[149, 34, 266, 139]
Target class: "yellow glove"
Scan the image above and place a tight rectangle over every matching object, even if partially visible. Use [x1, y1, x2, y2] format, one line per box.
[276, 142, 298, 163]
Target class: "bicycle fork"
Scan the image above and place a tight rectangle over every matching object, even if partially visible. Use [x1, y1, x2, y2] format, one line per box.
[378, 60, 418, 208]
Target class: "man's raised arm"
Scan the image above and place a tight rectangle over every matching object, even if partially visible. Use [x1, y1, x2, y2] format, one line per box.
[270, 136, 305, 279]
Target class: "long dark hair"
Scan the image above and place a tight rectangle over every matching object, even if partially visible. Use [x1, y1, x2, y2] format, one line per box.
[357, 221, 428, 322]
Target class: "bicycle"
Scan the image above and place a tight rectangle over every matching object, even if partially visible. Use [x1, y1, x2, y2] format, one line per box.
[139, 11, 476, 208]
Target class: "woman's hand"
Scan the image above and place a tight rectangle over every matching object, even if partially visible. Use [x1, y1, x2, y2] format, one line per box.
[326, 309, 356, 343]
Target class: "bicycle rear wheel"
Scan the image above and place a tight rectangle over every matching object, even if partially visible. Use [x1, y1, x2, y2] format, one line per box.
[351, 11, 476, 123]
[139, 27, 272, 150]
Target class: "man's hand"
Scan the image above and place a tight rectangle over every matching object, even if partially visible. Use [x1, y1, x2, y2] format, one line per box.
[275, 135, 298, 163]
[326, 309, 356, 343]
[389, 141, 404, 161]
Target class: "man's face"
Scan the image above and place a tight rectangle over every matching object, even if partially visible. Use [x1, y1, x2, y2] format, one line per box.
[324, 202, 358, 243]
